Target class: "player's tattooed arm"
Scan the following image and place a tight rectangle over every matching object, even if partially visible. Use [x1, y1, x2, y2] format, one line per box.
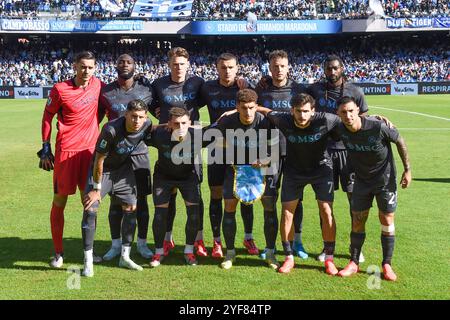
[83, 152, 106, 210]
[395, 136, 412, 189]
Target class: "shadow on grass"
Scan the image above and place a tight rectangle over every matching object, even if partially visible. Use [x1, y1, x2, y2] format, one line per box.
[413, 178, 450, 183]
[0, 238, 352, 272]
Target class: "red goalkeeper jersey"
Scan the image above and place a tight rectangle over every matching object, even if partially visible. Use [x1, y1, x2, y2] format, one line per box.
[42, 77, 103, 152]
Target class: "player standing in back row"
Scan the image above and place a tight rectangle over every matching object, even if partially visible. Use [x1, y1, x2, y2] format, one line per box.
[39, 51, 103, 268]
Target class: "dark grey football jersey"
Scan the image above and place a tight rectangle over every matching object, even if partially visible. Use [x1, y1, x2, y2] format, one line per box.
[212, 112, 273, 165]
[200, 80, 241, 124]
[336, 117, 400, 185]
[307, 81, 368, 150]
[145, 126, 203, 180]
[99, 79, 154, 157]
[256, 78, 307, 156]
[267, 111, 340, 173]
[151, 74, 205, 124]
[96, 117, 152, 172]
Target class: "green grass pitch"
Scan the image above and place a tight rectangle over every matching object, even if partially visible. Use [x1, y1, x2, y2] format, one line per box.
[0, 95, 449, 300]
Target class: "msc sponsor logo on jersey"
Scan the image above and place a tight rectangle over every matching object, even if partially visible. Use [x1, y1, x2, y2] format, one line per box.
[319, 98, 337, 111]
[163, 92, 197, 104]
[287, 133, 322, 144]
[344, 142, 382, 152]
[211, 99, 236, 109]
[231, 138, 259, 148]
[116, 140, 134, 155]
[263, 100, 290, 110]
[112, 103, 127, 112]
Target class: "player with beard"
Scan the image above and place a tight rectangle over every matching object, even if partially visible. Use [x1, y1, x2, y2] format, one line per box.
[335, 97, 411, 281]
[255, 50, 309, 260]
[257, 93, 340, 275]
[99, 54, 155, 261]
[307, 54, 368, 263]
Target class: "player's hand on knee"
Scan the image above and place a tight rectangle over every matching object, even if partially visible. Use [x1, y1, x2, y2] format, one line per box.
[83, 190, 101, 210]
[37, 142, 54, 171]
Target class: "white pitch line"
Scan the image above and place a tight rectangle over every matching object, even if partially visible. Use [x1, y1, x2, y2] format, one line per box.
[370, 106, 450, 121]
[396, 128, 450, 131]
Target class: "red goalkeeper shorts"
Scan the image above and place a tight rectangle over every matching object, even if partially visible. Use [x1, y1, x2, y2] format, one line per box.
[53, 149, 94, 195]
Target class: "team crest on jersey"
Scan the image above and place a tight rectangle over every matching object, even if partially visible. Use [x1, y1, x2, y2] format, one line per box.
[99, 139, 107, 149]
[46, 97, 52, 106]
[368, 136, 377, 144]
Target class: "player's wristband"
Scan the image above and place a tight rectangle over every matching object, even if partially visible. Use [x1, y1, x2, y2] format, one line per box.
[93, 182, 102, 190]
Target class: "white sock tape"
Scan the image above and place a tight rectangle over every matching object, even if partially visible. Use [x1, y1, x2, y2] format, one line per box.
[381, 224, 395, 233]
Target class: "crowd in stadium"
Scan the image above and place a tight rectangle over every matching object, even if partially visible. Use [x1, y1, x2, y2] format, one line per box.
[0, 0, 135, 18]
[192, 0, 449, 19]
[0, 36, 448, 87]
[0, 0, 448, 19]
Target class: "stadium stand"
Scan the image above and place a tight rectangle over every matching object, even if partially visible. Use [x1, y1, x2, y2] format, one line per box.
[0, 33, 448, 86]
[0, 0, 448, 19]
[0, 0, 136, 18]
[191, 0, 449, 20]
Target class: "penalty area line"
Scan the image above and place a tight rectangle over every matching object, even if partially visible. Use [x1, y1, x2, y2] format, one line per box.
[370, 106, 450, 122]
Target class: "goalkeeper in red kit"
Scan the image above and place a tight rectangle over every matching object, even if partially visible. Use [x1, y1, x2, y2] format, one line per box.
[38, 51, 104, 268]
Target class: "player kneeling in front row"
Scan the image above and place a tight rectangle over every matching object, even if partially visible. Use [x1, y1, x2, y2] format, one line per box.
[257, 93, 340, 275]
[146, 107, 204, 267]
[81, 100, 153, 277]
[213, 89, 280, 270]
[335, 97, 411, 281]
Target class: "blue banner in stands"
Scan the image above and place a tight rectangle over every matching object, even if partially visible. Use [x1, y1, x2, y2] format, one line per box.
[386, 17, 433, 28]
[131, 0, 193, 18]
[0, 19, 143, 32]
[191, 20, 341, 35]
[433, 17, 450, 28]
[49, 20, 144, 32]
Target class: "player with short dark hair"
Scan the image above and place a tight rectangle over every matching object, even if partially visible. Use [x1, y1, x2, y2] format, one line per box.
[307, 54, 369, 263]
[257, 93, 341, 275]
[39, 50, 103, 268]
[256, 49, 309, 260]
[200, 52, 259, 259]
[150, 47, 207, 257]
[146, 107, 204, 267]
[335, 97, 411, 281]
[99, 53, 155, 261]
[214, 89, 280, 270]
[81, 99, 153, 277]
